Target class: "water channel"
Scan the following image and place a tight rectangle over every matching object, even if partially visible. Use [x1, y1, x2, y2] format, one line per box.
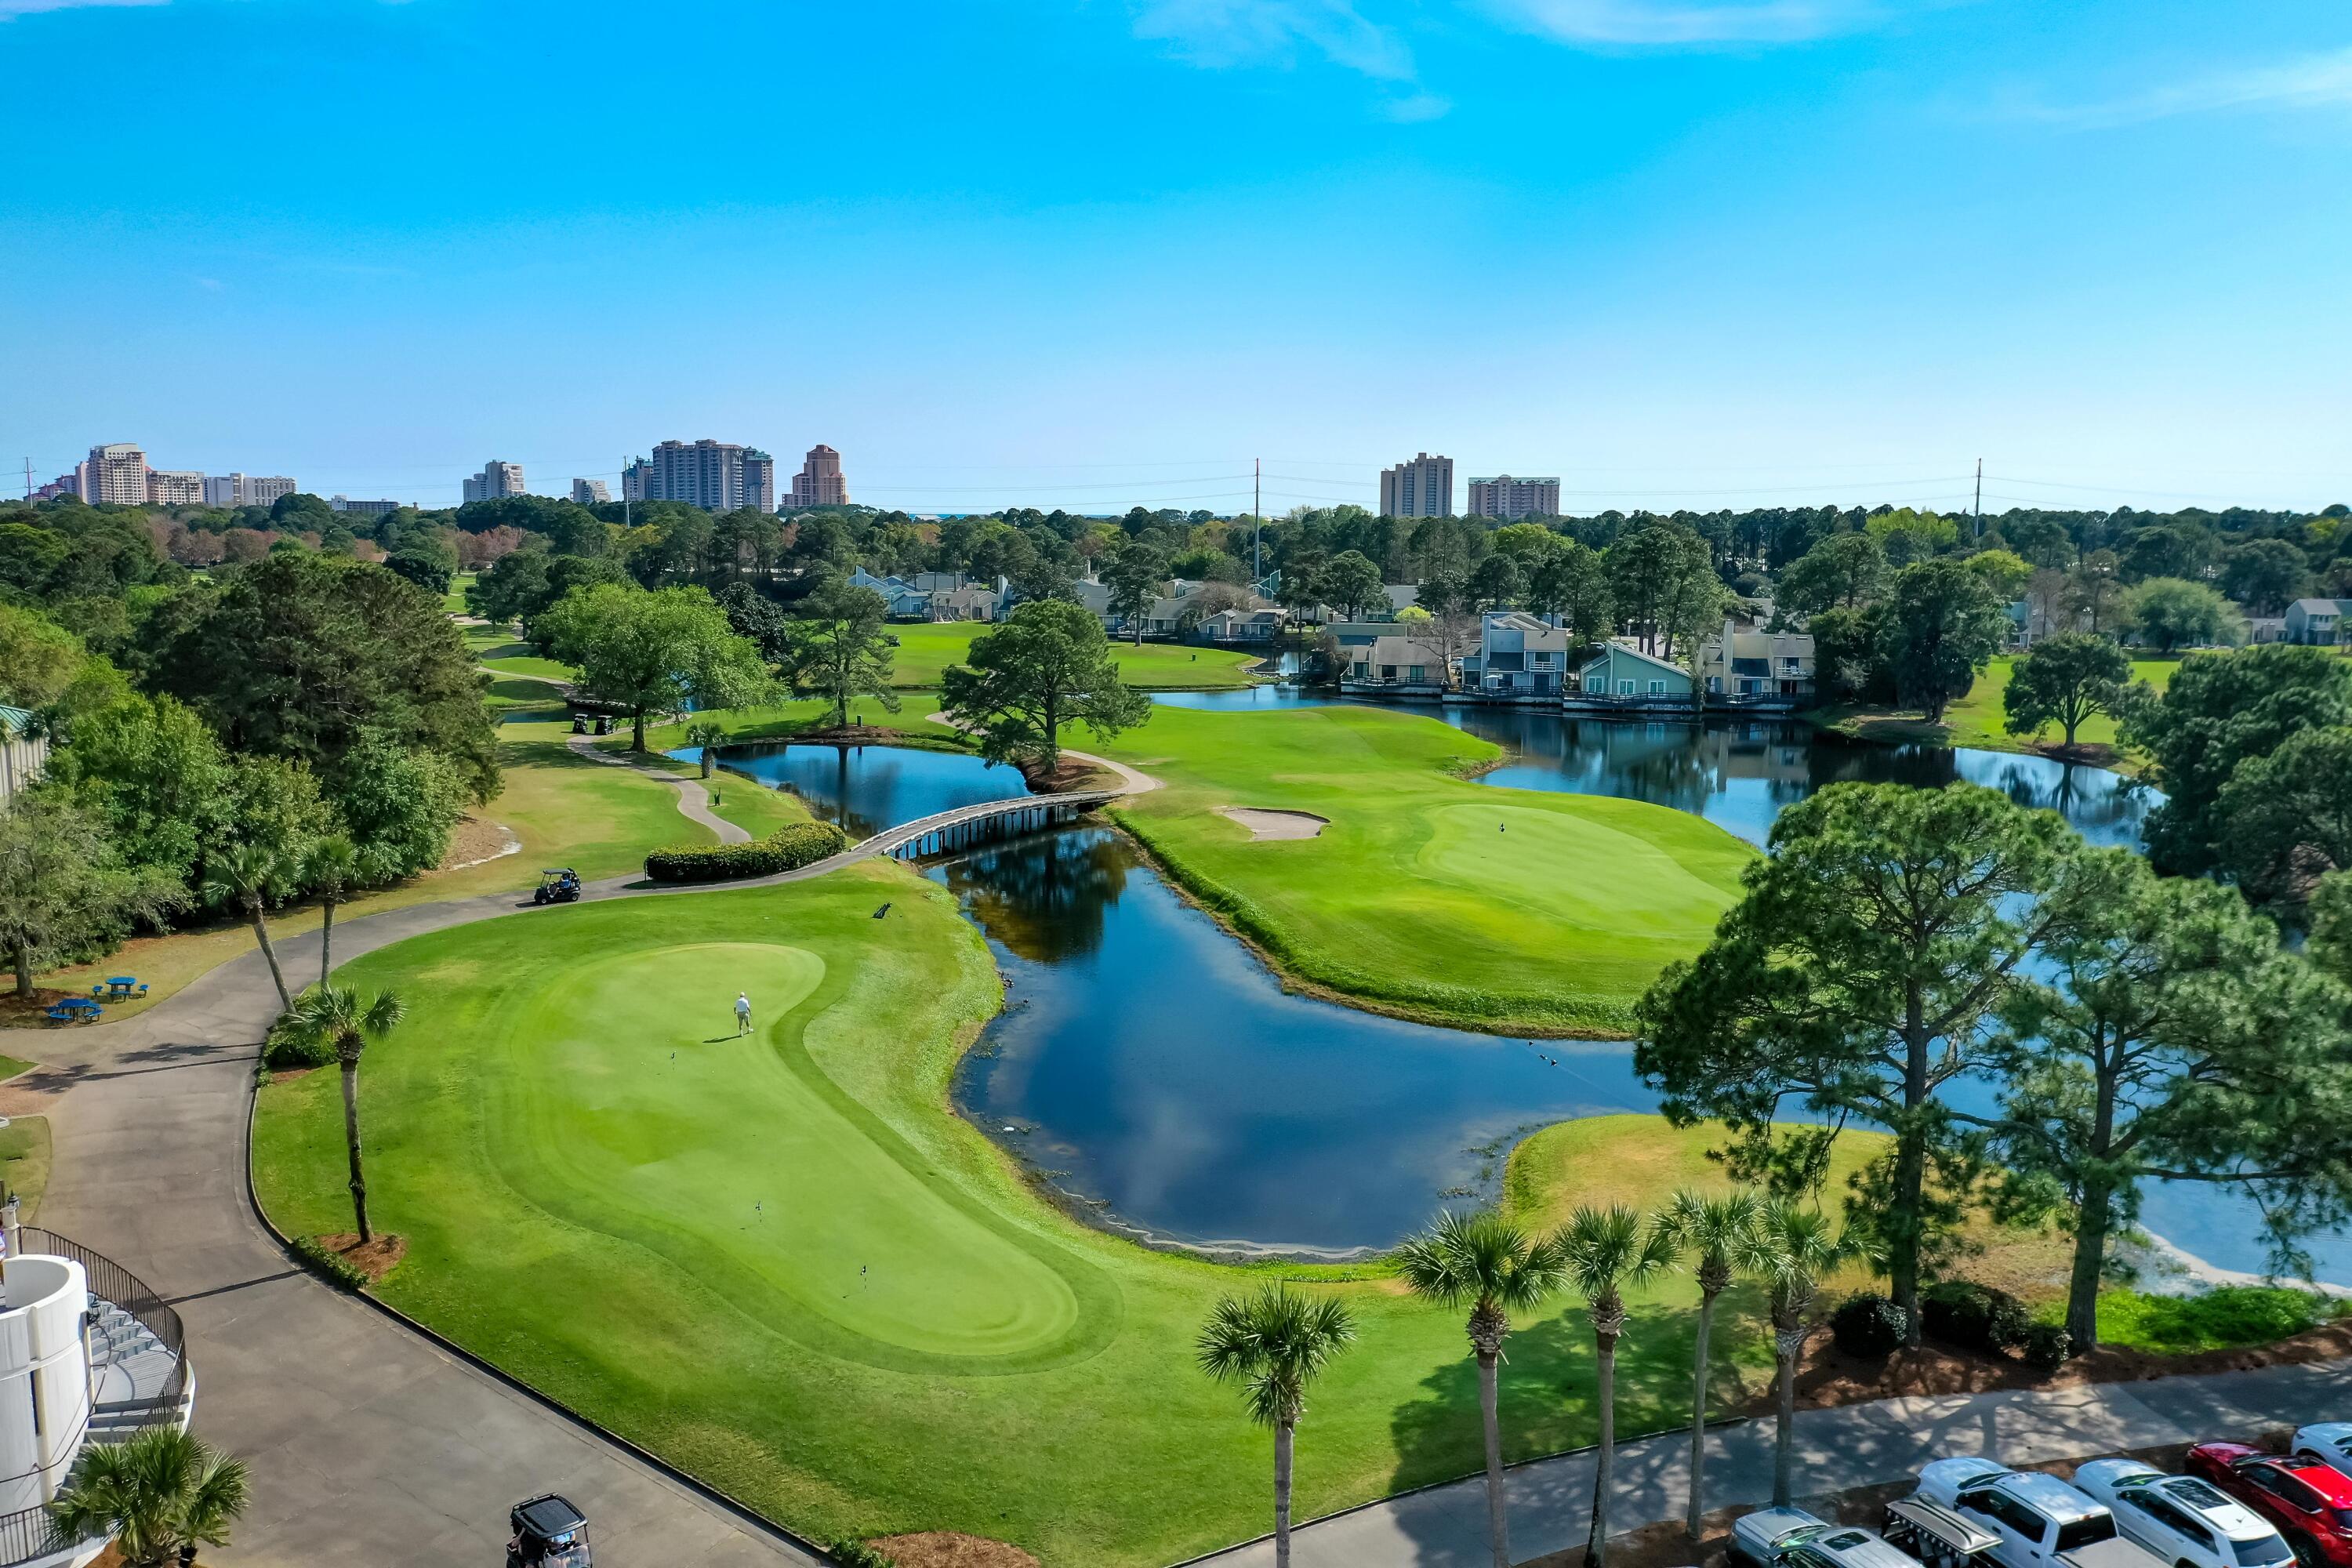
[711, 705, 2348, 1283]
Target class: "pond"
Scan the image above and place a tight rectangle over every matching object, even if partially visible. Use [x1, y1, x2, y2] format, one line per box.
[723, 718, 2343, 1282]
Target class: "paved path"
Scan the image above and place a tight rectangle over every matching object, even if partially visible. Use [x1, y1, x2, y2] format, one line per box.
[28, 887, 826, 1563]
[568, 734, 750, 844]
[1192, 1357, 2352, 1568]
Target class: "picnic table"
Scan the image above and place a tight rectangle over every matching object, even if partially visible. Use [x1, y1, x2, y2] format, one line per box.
[45, 997, 102, 1025]
[94, 977, 144, 1000]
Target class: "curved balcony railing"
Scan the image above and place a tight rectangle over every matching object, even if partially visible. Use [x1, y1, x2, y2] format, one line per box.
[0, 1229, 189, 1566]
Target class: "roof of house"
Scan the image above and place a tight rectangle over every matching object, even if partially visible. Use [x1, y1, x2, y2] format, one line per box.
[0, 705, 34, 736]
[1580, 641, 1690, 679]
[1356, 633, 1446, 665]
[2289, 598, 2352, 615]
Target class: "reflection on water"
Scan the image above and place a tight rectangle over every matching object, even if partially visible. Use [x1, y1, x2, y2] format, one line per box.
[1151, 685, 1345, 712]
[1447, 710, 2152, 850]
[938, 828, 1654, 1254]
[706, 741, 1029, 839]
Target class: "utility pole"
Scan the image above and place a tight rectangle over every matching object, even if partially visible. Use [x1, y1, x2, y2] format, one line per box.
[1253, 457, 1261, 583]
[21, 459, 31, 502]
[621, 456, 630, 528]
[1973, 458, 1984, 539]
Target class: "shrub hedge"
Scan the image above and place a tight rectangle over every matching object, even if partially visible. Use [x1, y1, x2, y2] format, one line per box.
[2020, 1320, 2074, 1374]
[1831, 1292, 1911, 1358]
[262, 1021, 336, 1072]
[289, 1235, 370, 1291]
[644, 822, 850, 883]
[1921, 1279, 2033, 1353]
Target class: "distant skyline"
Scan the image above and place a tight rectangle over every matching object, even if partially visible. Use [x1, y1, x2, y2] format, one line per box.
[5, 0, 2349, 514]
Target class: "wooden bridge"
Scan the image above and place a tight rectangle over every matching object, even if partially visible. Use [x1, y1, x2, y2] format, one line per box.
[852, 790, 1122, 862]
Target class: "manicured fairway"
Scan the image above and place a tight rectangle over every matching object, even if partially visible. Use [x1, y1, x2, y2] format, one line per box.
[1102, 703, 1757, 1035]
[252, 873, 1798, 1566]
[1941, 653, 2180, 752]
[475, 640, 579, 681]
[889, 620, 1266, 689]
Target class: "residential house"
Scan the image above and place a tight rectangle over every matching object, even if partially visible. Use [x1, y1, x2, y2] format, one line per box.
[2285, 598, 2351, 646]
[1696, 619, 1815, 708]
[1569, 641, 1695, 708]
[1321, 620, 1395, 652]
[848, 567, 933, 620]
[1196, 608, 1286, 644]
[1459, 612, 1570, 699]
[2247, 616, 2289, 645]
[931, 583, 1003, 622]
[1341, 634, 1452, 695]
[1066, 578, 1113, 619]
[0, 706, 45, 803]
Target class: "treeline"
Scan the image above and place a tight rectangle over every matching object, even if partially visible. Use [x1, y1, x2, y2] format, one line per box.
[0, 499, 494, 996]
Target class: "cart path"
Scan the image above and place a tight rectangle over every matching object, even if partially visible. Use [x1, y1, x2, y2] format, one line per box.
[567, 733, 752, 845]
[919, 713, 1164, 797]
[1187, 1356, 2352, 1568]
[27, 886, 831, 1564]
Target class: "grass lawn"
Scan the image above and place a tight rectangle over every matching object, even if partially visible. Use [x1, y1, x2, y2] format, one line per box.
[475, 640, 579, 681]
[444, 573, 474, 615]
[1102, 703, 1756, 1036]
[621, 750, 814, 840]
[0, 1117, 53, 1217]
[636, 699, 971, 750]
[1940, 655, 2182, 752]
[2073, 1286, 2349, 1354]
[889, 621, 1266, 691]
[251, 875, 1802, 1567]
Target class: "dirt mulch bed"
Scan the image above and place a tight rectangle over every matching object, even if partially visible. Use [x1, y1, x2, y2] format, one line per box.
[269, 1065, 320, 1084]
[866, 1533, 1040, 1568]
[1788, 1316, 2352, 1409]
[0, 989, 80, 1028]
[439, 813, 519, 870]
[315, 1232, 408, 1283]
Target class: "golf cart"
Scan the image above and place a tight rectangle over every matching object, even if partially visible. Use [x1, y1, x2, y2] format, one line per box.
[507, 1494, 591, 1567]
[532, 868, 583, 906]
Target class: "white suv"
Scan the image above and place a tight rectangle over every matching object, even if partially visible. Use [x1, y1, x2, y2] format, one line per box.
[2075, 1460, 2295, 1568]
[2294, 1427, 2352, 1472]
[1919, 1461, 2169, 1568]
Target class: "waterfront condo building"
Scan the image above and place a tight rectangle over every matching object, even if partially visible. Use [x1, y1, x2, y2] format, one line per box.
[790, 444, 848, 510]
[571, 477, 612, 506]
[1379, 452, 1454, 517]
[1466, 475, 1560, 520]
[463, 460, 528, 503]
[201, 473, 297, 508]
[623, 440, 774, 512]
[144, 469, 206, 506]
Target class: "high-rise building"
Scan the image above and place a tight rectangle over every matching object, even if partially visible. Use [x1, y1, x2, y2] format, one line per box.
[626, 440, 770, 511]
[789, 444, 847, 510]
[82, 443, 148, 505]
[145, 470, 205, 506]
[463, 460, 527, 503]
[330, 496, 403, 516]
[570, 478, 611, 506]
[1466, 475, 1561, 520]
[203, 473, 297, 508]
[1379, 452, 1454, 518]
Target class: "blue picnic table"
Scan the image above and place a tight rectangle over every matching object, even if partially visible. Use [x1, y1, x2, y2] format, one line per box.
[97, 977, 143, 999]
[45, 997, 102, 1024]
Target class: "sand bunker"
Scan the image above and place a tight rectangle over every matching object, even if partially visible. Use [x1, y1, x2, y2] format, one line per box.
[1219, 808, 1329, 840]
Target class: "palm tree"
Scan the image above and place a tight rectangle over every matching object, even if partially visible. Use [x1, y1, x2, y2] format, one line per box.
[1751, 1199, 1874, 1507]
[1396, 1209, 1569, 1568]
[1653, 1189, 1766, 1541]
[1558, 1203, 1676, 1568]
[1196, 1284, 1356, 1568]
[201, 844, 293, 1017]
[48, 1427, 252, 1567]
[300, 835, 361, 990]
[281, 985, 405, 1243]
[684, 720, 728, 778]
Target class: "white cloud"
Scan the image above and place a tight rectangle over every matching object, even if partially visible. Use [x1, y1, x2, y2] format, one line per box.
[1483, 0, 1878, 46]
[2017, 46, 2352, 128]
[1130, 0, 1417, 83]
[0, 0, 166, 17]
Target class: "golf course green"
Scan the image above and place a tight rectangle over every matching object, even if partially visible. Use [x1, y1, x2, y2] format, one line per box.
[1099, 702, 1757, 1035]
[252, 866, 1791, 1566]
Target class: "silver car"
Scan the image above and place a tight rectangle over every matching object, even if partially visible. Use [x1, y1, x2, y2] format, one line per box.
[2076, 1459, 2295, 1568]
[1732, 1507, 1922, 1568]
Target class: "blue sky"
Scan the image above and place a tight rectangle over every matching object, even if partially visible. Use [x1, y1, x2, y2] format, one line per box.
[5, 0, 2349, 513]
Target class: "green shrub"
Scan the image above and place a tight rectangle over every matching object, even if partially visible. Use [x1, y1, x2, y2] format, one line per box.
[1831, 1293, 1911, 1358]
[2020, 1321, 2073, 1375]
[828, 1543, 895, 1568]
[644, 822, 850, 883]
[2096, 1286, 2328, 1354]
[1921, 1279, 2031, 1353]
[262, 1019, 335, 1072]
[289, 1235, 369, 1291]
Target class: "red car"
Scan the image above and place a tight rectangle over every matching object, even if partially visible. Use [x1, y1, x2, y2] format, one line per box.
[2187, 1444, 2352, 1567]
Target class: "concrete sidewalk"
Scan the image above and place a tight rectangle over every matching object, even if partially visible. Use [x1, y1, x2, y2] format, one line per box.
[1192, 1357, 2352, 1568]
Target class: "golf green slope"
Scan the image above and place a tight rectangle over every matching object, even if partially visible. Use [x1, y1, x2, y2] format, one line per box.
[1102, 703, 1756, 1035]
[250, 868, 1788, 1565]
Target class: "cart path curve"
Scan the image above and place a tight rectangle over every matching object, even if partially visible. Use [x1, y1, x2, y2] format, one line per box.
[566, 733, 752, 845]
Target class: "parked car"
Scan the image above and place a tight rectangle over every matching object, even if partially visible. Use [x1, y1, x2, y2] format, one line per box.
[1882, 1496, 2007, 1568]
[2075, 1458, 2295, 1568]
[2294, 1429, 2352, 1472]
[1731, 1507, 1922, 1568]
[1918, 1460, 2167, 1568]
[2186, 1445, 2352, 1568]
